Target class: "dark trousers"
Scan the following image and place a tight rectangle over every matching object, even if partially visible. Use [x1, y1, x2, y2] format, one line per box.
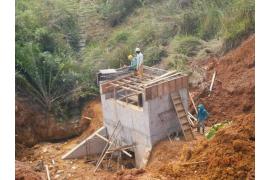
[197, 121, 205, 134]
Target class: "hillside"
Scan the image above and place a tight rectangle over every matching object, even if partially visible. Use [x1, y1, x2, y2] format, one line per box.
[16, 35, 255, 179]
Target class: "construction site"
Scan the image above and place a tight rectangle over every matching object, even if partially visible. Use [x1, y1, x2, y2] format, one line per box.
[14, 0, 255, 179]
[15, 35, 255, 179]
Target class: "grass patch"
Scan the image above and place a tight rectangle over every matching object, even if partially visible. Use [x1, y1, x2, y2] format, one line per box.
[144, 46, 167, 66]
[222, 0, 255, 52]
[172, 36, 203, 57]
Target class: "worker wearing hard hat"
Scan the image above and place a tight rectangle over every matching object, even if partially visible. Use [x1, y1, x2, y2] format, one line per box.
[135, 47, 144, 77]
[128, 54, 137, 71]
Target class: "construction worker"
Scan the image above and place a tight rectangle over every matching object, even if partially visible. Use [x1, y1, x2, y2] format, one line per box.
[135, 47, 143, 77]
[197, 104, 209, 134]
[128, 54, 137, 70]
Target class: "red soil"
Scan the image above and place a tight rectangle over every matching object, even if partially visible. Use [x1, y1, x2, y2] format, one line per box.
[157, 113, 255, 180]
[15, 160, 46, 180]
[192, 35, 255, 126]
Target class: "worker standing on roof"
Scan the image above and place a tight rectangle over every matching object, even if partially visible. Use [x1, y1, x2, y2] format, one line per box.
[135, 47, 144, 77]
[197, 104, 209, 134]
[128, 54, 137, 75]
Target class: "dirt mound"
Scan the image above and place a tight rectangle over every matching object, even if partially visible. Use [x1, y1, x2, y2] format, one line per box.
[191, 35, 255, 125]
[16, 98, 109, 180]
[156, 113, 255, 179]
[16, 160, 46, 180]
[15, 96, 89, 147]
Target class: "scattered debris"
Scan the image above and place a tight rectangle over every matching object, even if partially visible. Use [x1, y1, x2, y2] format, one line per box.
[209, 70, 216, 95]
[45, 165, 51, 180]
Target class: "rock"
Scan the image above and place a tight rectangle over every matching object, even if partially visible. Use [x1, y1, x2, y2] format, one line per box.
[33, 160, 44, 172]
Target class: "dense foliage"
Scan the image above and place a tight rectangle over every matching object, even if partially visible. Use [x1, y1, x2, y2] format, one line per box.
[16, 0, 97, 121]
[16, 0, 254, 121]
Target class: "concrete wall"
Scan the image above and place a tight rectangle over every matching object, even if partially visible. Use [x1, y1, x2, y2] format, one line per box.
[148, 94, 179, 145]
[100, 88, 189, 168]
[101, 94, 152, 167]
[62, 127, 107, 159]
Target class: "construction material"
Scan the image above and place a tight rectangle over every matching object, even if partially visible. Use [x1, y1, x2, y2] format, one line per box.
[189, 92, 198, 114]
[94, 120, 121, 172]
[95, 133, 132, 157]
[106, 144, 135, 153]
[209, 71, 216, 92]
[145, 75, 188, 101]
[62, 126, 108, 159]
[82, 116, 91, 120]
[187, 112, 198, 127]
[45, 165, 50, 180]
[98, 65, 190, 168]
[145, 71, 181, 86]
[171, 92, 194, 141]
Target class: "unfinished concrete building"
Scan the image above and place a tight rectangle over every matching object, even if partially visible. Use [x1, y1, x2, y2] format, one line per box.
[63, 66, 194, 169]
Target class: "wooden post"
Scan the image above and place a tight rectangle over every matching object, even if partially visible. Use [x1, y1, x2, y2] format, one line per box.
[189, 92, 198, 114]
[209, 71, 216, 92]
[45, 165, 51, 180]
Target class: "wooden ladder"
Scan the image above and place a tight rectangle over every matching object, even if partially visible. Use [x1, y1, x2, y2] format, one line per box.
[171, 92, 194, 141]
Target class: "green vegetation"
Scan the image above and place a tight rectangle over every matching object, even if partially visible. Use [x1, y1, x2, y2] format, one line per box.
[205, 121, 231, 140]
[16, 0, 254, 122]
[15, 0, 97, 121]
[172, 36, 203, 57]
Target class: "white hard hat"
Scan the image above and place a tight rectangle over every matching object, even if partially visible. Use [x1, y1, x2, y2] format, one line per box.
[135, 47, 140, 52]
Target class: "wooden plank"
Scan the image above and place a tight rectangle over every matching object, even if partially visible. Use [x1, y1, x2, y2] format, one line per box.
[169, 79, 176, 92]
[118, 92, 140, 100]
[109, 83, 141, 94]
[157, 83, 164, 97]
[163, 81, 170, 95]
[145, 87, 152, 101]
[114, 81, 144, 91]
[176, 77, 182, 89]
[209, 71, 216, 92]
[120, 79, 145, 88]
[189, 92, 198, 114]
[45, 165, 51, 180]
[182, 76, 188, 87]
[151, 85, 158, 99]
[145, 71, 179, 86]
[106, 144, 135, 153]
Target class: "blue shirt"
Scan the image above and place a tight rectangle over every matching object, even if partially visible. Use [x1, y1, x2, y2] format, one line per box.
[197, 104, 208, 121]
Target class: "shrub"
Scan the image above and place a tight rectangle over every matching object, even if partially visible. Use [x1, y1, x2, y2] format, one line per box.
[172, 36, 203, 57]
[178, 11, 201, 35]
[199, 9, 223, 40]
[135, 24, 156, 47]
[222, 0, 255, 52]
[98, 0, 141, 26]
[167, 54, 189, 72]
[144, 46, 167, 66]
[107, 46, 133, 68]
